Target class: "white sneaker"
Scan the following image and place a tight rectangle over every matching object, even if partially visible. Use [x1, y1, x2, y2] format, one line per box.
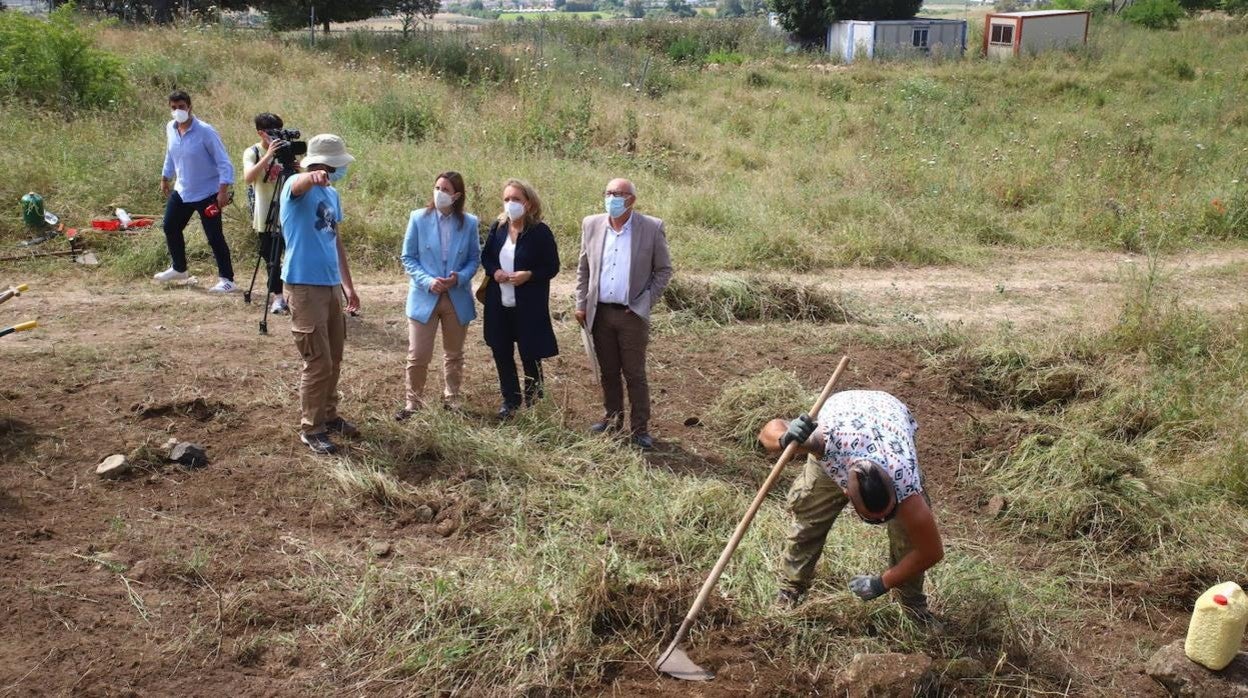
[208, 279, 238, 294]
[270, 296, 288, 314]
[153, 267, 189, 283]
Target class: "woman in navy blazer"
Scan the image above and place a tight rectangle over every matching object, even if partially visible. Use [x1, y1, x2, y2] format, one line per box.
[397, 171, 480, 419]
[481, 179, 559, 418]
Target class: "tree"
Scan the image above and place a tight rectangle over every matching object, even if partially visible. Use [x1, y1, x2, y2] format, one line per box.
[627, 0, 645, 15]
[718, 0, 745, 16]
[69, 0, 249, 23]
[381, 0, 440, 36]
[1121, 0, 1182, 27]
[257, 0, 386, 33]
[665, 0, 696, 15]
[769, 0, 921, 45]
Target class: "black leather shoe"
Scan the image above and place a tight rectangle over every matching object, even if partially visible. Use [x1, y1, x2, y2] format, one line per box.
[498, 404, 519, 420]
[589, 418, 623, 434]
[631, 432, 656, 451]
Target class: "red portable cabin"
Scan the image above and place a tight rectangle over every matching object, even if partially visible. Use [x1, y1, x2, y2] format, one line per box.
[982, 10, 1090, 59]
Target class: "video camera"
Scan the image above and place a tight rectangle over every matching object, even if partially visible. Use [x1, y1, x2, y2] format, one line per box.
[265, 128, 307, 174]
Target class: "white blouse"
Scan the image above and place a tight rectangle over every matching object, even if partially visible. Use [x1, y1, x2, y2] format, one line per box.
[499, 235, 517, 308]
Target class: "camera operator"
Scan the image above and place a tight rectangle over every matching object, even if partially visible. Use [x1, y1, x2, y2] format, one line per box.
[243, 112, 298, 315]
[279, 134, 361, 455]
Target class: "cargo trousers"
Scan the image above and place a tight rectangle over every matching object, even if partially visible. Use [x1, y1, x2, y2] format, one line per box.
[286, 283, 345, 436]
[781, 455, 929, 611]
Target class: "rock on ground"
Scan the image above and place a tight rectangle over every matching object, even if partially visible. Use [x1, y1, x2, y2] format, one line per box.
[169, 442, 208, 468]
[95, 454, 130, 479]
[1147, 639, 1248, 697]
[832, 652, 936, 698]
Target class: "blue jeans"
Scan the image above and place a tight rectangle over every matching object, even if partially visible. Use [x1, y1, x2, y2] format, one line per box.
[162, 191, 234, 281]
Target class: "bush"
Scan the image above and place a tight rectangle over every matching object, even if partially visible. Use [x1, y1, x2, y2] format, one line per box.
[335, 92, 439, 142]
[318, 31, 516, 85]
[126, 54, 210, 92]
[1122, 0, 1183, 29]
[0, 5, 127, 109]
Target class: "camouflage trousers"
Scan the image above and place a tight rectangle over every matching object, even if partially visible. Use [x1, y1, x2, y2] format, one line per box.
[780, 455, 928, 611]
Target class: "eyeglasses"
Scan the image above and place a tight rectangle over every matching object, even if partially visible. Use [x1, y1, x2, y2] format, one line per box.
[604, 190, 632, 197]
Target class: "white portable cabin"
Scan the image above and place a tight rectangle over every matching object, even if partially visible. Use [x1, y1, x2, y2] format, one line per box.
[982, 10, 1090, 58]
[827, 18, 967, 62]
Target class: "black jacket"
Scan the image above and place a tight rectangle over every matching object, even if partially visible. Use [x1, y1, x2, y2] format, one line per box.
[481, 220, 560, 360]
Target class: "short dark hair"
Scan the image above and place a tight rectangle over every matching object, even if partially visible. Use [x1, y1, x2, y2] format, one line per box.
[254, 113, 282, 131]
[852, 462, 894, 515]
[168, 90, 192, 106]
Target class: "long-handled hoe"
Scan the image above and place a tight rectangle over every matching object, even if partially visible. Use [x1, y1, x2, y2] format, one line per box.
[655, 355, 851, 681]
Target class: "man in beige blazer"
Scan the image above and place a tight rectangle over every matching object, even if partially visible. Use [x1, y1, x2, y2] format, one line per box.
[575, 178, 673, 450]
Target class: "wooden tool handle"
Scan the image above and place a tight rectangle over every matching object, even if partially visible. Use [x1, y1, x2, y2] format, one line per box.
[659, 356, 851, 662]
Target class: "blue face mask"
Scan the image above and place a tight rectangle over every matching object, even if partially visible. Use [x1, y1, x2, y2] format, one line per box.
[604, 195, 629, 218]
[328, 165, 348, 183]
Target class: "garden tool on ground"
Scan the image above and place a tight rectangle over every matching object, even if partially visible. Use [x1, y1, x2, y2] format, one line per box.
[0, 283, 28, 306]
[0, 320, 37, 339]
[655, 355, 850, 682]
[1, 282, 36, 339]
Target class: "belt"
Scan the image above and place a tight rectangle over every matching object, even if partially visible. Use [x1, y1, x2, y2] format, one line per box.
[598, 302, 628, 310]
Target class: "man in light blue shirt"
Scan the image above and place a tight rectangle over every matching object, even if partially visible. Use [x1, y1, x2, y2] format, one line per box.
[153, 90, 238, 293]
[279, 134, 361, 455]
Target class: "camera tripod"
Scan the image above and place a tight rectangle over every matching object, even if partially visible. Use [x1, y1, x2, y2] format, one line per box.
[243, 169, 289, 335]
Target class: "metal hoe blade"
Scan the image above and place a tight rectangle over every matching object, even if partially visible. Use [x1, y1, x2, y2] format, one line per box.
[656, 645, 714, 682]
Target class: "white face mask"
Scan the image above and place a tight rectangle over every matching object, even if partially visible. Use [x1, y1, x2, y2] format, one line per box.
[504, 201, 525, 222]
[171, 108, 190, 124]
[433, 189, 455, 211]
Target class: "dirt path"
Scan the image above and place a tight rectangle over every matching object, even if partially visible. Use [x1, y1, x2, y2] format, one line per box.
[675, 246, 1248, 331]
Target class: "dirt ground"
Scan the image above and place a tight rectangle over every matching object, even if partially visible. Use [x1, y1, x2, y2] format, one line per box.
[3, 249, 1233, 695]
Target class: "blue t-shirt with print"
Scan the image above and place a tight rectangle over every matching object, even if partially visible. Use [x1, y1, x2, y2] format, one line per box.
[280, 178, 342, 286]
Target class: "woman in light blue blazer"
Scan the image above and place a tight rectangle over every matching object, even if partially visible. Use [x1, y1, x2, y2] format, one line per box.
[397, 171, 480, 419]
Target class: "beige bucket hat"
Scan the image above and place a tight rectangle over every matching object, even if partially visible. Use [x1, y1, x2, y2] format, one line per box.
[303, 133, 355, 169]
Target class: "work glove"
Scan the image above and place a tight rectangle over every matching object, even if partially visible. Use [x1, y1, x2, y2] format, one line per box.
[780, 414, 815, 449]
[849, 574, 887, 601]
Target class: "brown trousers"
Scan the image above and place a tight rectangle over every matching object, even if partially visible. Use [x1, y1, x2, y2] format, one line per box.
[781, 456, 928, 610]
[286, 284, 345, 436]
[591, 304, 650, 434]
[405, 293, 468, 409]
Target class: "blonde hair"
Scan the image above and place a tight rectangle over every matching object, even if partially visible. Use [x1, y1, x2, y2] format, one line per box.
[496, 178, 544, 230]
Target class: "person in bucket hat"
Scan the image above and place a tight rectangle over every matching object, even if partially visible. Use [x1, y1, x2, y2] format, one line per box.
[279, 134, 361, 455]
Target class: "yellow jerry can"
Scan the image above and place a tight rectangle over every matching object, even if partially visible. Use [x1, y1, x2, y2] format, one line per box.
[1184, 581, 1248, 671]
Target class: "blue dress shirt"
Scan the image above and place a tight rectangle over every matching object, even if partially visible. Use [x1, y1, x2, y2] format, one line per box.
[161, 118, 234, 203]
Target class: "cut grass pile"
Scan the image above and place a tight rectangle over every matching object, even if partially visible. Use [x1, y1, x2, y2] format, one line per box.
[706, 367, 811, 447]
[662, 274, 863, 324]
